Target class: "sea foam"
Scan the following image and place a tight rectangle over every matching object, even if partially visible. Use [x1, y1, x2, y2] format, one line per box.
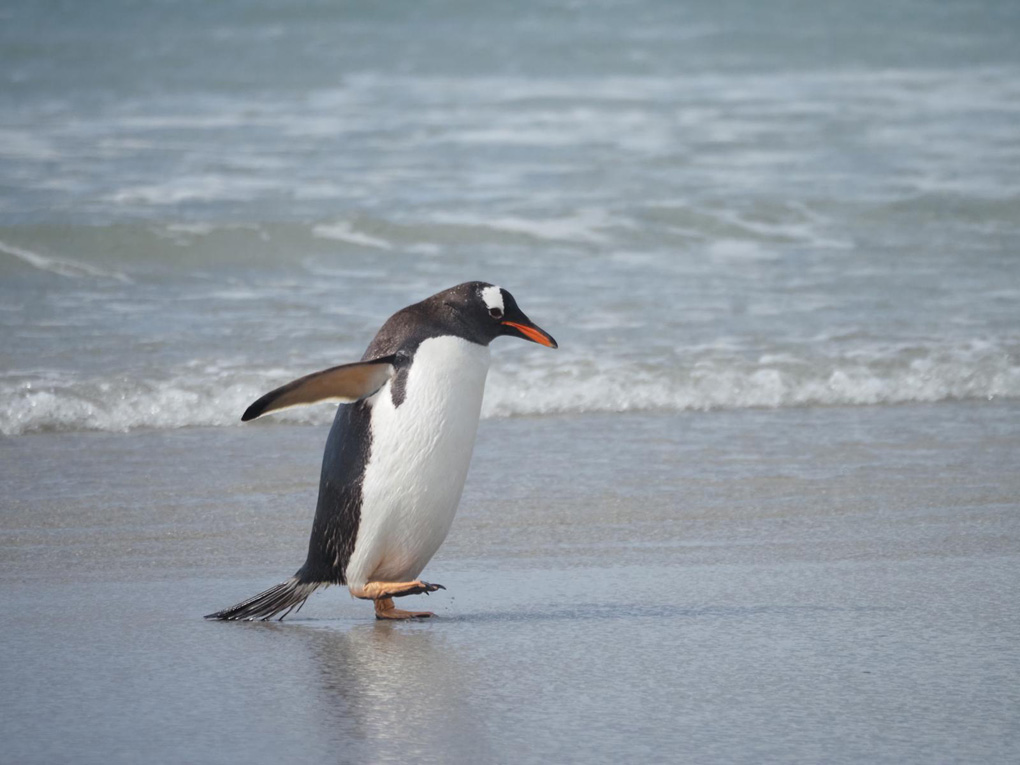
[3, 347, 1016, 436]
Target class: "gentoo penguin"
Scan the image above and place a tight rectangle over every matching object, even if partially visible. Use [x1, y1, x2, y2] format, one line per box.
[206, 282, 556, 621]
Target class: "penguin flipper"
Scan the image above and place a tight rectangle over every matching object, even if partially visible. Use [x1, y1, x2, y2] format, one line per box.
[242, 355, 396, 421]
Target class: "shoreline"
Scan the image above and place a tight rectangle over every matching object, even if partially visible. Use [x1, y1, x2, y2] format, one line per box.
[2, 400, 1018, 763]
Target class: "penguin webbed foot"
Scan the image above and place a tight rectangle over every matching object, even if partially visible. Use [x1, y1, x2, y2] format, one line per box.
[374, 597, 435, 620]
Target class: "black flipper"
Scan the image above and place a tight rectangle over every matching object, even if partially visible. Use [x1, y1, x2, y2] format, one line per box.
[204, 577, 324, 621]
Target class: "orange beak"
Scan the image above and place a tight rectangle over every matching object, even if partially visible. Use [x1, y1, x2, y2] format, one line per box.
[502, 321, 558, 348]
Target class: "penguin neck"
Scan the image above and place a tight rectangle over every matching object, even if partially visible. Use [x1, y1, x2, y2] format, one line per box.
[387, 335, 490, 410]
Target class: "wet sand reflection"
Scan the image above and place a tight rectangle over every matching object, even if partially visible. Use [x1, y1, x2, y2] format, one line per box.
[256, 620, 493, 762]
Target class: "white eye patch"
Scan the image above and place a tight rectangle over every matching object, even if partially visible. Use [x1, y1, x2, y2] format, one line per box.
[481, 285, 504, 314]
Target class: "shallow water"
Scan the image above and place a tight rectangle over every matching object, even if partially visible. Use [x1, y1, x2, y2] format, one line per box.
[3, 403, 1018, 763]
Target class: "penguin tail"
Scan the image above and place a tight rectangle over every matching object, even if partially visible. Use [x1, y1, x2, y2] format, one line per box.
[204, 577, 324, 621]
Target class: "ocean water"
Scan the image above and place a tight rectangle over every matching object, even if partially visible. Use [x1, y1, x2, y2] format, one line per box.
[2, 1, 1020, 762]
[1, 0, 1018, 434]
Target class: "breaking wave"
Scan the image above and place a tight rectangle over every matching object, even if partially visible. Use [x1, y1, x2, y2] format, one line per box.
[3, 346, 1017, 436]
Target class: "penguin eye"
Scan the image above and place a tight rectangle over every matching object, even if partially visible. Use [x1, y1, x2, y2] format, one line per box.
[489, 307, 503, 320]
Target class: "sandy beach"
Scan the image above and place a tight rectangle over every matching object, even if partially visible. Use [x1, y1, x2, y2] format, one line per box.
[3, 401, 1018, 763]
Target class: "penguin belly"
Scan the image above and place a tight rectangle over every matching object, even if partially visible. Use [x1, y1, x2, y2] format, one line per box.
[343, 336, 491, 589]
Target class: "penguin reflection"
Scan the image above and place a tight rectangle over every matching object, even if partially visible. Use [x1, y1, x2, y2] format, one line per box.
[263, 622, 493, 761]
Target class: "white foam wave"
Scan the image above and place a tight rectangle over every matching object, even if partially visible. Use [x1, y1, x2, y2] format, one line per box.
[312, 222, 393, 250]
[0, 239, 132, 282]
[430, 209, 619, 244]
[483, 352, 1020, 417]
[0, 129, 57, 160]
[0, 373, 327, 436]
[3, 349, 1017, 436]
[107, 175, 283, 206]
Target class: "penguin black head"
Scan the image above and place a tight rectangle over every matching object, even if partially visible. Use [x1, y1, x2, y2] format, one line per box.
[432, 281, 558, 349]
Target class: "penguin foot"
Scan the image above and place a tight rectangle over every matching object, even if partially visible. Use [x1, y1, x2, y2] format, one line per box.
[374, 598, 434, 620]
[351, 580, 446, 600]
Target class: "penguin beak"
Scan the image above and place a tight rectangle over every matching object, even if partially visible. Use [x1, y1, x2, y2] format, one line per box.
[501, 319, 558, 349]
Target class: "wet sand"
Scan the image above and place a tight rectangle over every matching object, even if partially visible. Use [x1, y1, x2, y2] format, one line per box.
[2, 402, 1019, 763]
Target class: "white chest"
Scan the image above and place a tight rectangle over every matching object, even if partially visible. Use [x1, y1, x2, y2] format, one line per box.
[345, 336, 491, 587]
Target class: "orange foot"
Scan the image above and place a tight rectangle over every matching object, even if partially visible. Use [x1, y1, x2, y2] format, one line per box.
[374, 597, 434, 620]
[350, 580, 446, 600]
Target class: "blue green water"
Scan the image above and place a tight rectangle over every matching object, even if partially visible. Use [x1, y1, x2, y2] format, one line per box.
[1, 0, 1018, 434]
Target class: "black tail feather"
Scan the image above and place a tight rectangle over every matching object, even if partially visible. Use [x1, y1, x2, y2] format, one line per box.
[205, 577, 324, 621]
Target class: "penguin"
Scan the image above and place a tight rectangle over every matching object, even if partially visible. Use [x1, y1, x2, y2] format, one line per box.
[206, 282, 557, 621]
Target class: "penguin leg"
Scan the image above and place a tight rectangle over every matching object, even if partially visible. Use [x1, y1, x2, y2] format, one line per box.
[373, 597, 434, 620]
[350, 580, 446, 600]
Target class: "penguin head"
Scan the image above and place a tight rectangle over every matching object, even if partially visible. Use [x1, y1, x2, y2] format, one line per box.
[438, 282, 558, 349]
